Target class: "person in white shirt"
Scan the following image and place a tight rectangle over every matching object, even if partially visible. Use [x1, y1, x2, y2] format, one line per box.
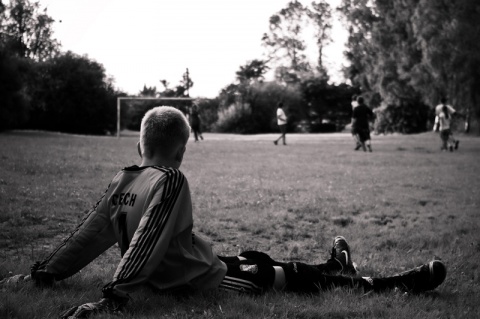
[274, 102, 287, 145]
[434, 97, 459, 151]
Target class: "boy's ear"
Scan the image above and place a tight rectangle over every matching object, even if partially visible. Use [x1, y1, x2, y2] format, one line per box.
[175, 145, 186, 163]
[137, 142, 142, 158]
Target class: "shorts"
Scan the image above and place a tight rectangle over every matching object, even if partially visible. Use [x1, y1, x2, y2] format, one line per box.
[353, 127, 371, 142]
[440, 129, 452, 142]
[218, 259, 275, 295]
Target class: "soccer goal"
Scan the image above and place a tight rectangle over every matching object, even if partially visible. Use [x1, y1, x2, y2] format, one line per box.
[116, 97, 194, 138]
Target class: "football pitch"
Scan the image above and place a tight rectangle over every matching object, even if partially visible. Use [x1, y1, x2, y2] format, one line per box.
[1, 130, 479, 318]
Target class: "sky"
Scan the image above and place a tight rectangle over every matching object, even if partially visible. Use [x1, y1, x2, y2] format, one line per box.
[39, 0, 349, 98]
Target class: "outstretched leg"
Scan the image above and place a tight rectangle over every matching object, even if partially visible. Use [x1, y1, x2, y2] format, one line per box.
[281, 259, 446, 294]
[238, 236, 358, 277]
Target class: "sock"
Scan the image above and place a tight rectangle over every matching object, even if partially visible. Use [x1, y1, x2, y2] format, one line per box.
[282, 262, 370, 293]
[217, 255, 244, 264]
[316, 259, 343, 275]
[239, 251, 343, 275]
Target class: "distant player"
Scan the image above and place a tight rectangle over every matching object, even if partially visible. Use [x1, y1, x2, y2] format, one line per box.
[350, 94, 362, 150]
[189, 104, 204, 142]
[434, 97, 459, 151]
[352, 96, 375, 152]
[274, 102, 287, 145]
[2, 106, 446, 318]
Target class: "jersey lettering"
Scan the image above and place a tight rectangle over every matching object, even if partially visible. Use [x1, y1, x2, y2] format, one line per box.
[112, 193, 137, 207]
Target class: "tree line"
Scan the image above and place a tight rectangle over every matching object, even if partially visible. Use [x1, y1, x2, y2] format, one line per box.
[1, 0, 478, 135]
[339, 0, 480, 133]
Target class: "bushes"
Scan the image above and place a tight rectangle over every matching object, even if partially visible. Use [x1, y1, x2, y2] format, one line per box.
[1, 50, 119, 135]
[213, 104, 256, 134]
[214, 81, 303, 134]
[27, 52, 118, 135]
[374, 102, 431, 134]
[0, 50, 31, 131]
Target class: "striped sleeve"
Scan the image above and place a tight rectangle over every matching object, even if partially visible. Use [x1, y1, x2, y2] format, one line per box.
[102, 168, 185, 299]
[35, 180, 118, 281]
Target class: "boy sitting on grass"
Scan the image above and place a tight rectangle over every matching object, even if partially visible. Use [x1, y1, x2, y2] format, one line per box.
[2, 106, 446, 319]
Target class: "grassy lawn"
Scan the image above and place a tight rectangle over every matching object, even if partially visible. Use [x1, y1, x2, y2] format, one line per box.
[1, 130, 479, 318]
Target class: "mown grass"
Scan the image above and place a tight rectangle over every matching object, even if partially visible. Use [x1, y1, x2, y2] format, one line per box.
[1, 130, 479, 318]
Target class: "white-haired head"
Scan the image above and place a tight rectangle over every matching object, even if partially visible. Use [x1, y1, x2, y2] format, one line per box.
[139, 106, 190, 159]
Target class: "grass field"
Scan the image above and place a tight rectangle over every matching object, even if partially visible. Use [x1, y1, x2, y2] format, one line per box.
[1, 130, 479, 318]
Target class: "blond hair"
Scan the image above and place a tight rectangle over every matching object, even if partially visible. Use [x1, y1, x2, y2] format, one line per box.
[139, 106, 190, 158]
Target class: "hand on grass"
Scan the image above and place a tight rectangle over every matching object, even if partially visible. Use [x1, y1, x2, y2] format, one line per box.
[60, 297, 125, 319]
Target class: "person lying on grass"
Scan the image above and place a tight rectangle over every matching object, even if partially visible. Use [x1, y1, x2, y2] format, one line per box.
[1, 106, 447, 319]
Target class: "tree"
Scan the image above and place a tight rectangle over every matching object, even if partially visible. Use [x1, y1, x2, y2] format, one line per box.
[2, 0, 60, 60]
[179, 68, 193, 97]
[411, 0, 480, 124]
[158, 70, 194, 97]
[262, 0, 311, 84]
[339, 0, 480, 133]
[215, 81, 303, 134]
[28, 51, 118, 134]
[236, 59, 269, 84]
[234, 59, 269, 114]
[300, 76, 355, 132]
[0, 47, 31, 130]
[159, 79, 175, 97]
[139, 84, 157, 97]
[307, 1, 332, 76]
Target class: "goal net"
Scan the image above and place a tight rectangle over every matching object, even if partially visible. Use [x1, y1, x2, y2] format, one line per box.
[116, 97, 194, 138]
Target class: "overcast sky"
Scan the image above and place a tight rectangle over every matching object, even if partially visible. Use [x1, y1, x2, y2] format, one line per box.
[39, 0, 348, 98]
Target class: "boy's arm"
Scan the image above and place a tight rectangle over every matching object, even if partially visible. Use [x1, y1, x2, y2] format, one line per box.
[31, 183, 117, 286]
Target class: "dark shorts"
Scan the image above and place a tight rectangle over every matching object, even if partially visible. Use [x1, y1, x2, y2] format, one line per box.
[353, 127, 371, 142]
[440, 129, 452, 142]
[218, 259, 275, 294]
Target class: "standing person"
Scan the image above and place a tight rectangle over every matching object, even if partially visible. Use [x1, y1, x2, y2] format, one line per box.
[352, 96, 375, 152]
[350, 95, 362, 150]
[2, 106, 446, 318]
[190, 104, 203, 142]
[434, 97, 459, 152]
[274, 102, 287, 145]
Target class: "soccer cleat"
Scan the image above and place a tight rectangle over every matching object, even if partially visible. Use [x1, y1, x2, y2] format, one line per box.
[273, 141, 278, 145]
[331, 236, 358, 276]
[392, 260, 447, 293]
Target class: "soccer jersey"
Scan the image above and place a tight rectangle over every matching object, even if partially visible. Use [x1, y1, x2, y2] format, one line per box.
[36, 165, 227, 299]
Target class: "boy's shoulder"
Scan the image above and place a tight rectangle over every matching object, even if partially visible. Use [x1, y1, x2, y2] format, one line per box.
[121, 165, 185, 180]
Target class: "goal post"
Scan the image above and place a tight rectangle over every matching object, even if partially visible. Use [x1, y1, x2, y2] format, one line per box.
[116, 97, 194, 138]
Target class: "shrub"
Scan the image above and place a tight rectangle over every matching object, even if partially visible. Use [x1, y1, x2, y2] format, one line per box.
[374, 102, 430, 134]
